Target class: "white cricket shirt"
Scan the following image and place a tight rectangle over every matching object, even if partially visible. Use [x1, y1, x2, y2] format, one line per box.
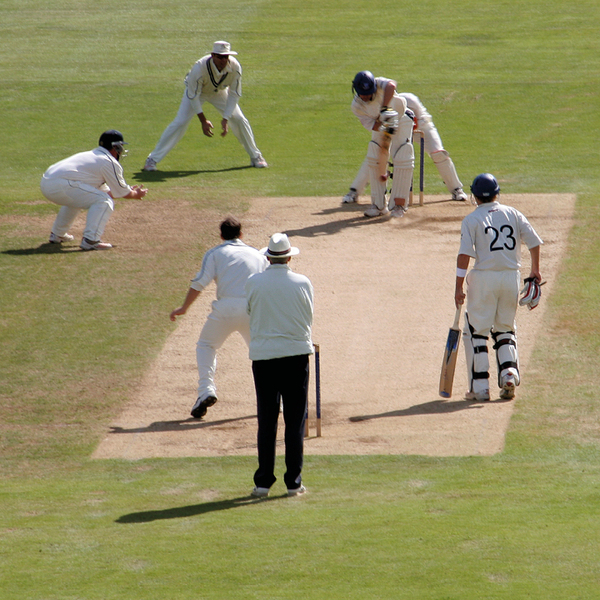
[42, 147, 131, 198]
[185, 55, 243, 119]
[459, 201, 543, 271]
[190, 239, 267, 299]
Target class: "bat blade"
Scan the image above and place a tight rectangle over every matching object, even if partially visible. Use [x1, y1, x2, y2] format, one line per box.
[378, 132, 392, 181]
[439, 306, 462, 398]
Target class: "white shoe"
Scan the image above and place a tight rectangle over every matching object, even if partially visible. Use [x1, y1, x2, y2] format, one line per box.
[287, 485, 307, 497]
[251, 486, 270, 498]
[80, 237, 113, 251]
[452, 188, 468, 201]
[142, 157, 157, 171]
[390, 205, 407, 218]
[251, 154, 268, 168]
[342, 189, 358, 204]
[500, 374, 516, 400]
[465, 389, 490, 402]
[49, 232, 74, 244]
[364, 204, 389, 218]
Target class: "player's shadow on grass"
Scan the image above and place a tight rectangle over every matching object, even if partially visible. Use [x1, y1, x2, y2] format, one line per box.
[116, 494, 282, 524]
[107, 414, 256, 434]
[133, 165, 251, 183]
[349, 397, 512, 422]
[2, 243, 82, 255]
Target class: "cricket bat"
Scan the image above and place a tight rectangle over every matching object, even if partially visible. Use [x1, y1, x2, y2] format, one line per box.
[439, 305, 462, 398]
[378, 131, 392, 181]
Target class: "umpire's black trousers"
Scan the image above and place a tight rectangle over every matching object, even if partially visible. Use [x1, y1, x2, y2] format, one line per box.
[252, 354, 309, 491]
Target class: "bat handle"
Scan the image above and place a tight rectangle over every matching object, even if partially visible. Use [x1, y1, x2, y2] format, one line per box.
[452, 305, 462, 330]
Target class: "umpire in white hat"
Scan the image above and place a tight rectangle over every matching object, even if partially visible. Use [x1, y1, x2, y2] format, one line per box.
[245, 234, 314, 498]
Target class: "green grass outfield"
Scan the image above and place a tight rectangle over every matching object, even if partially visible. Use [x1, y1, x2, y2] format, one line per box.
[1, 1, 599, 598]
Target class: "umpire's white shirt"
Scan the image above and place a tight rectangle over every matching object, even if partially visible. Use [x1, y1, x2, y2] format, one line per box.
[245, 264, 314, 361]
[190, 239, 267, 299]
[42, 147, 131, 198]
[459, 201, 543, 271]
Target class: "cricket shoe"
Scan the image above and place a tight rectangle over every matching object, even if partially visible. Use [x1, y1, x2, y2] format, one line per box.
[342, 188, 358, 204]
[251, 487, 270, 498]
[191, 395, 218, 419]
[465, 389, 490, 402]
[390, 205, 407, 218]
[49, 232, 74, 244]
[500, 374, 516, 400]
[142, 157, 157, 171]
[251, 154, 268, 168]
[452, 188, 468, 201]
[364, 204, 389, 218]
[80, 237, 113, 251]
[287, 485, 307, 497]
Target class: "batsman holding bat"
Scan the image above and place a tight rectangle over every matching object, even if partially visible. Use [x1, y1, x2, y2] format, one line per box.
[454, 173, 543, 402]
[351, 71, 414, 218]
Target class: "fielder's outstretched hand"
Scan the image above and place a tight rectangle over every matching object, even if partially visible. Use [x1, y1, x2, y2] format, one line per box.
[202, 120, 214, 137]
[221, 118, 229, 137]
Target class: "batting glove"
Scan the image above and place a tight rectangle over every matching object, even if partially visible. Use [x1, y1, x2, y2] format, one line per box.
[519, 277, 543, 310]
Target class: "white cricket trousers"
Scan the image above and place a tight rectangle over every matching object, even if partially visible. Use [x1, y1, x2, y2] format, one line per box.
[465, 269, 520, 335]
[40, 176, 114, 242]
[196, 297, 251, 401]
[148, 90, 261, 163]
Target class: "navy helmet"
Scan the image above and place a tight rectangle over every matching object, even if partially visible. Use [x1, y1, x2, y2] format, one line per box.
[352, 71, 376, 97]
[470, 173, 500, 201]
[98, 130, 128, 160]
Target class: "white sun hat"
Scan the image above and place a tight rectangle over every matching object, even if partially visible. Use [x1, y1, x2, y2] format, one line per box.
[261, 233, 300, 258]
[211, 41, 238, 55]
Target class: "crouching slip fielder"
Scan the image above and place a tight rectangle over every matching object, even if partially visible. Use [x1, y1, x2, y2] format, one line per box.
[41, 130, 148, 251]
[343, 92, 467, 204]
[170, 218, 268, 419]
[351, 71, 414, 218]
[143, 41, 267, 171]
[455, 173, 543, 402]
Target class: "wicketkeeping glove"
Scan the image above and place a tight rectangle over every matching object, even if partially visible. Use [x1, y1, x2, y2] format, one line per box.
[519, 277, 544, 310]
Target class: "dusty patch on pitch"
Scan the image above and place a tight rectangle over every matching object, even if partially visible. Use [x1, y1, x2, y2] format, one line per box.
[93, 194, 575, 459]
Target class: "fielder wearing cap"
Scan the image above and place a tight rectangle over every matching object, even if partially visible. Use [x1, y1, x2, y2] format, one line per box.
[455, 173, 543, 402]
[245, 233, 314, 498]
[143, 40, 267, 171]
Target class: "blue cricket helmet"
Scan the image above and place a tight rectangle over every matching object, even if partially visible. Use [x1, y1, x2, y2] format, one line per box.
[470, 173, 500, 200]
[352, 71, 376, 96]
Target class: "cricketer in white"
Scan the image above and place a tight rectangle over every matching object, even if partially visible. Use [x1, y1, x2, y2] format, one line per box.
[455, 173, 543, 402]
[169, 218, 268, 419]
[143, 41, 267, 171]
[344, 91, 468, 204]
[350, 71, 415, 218]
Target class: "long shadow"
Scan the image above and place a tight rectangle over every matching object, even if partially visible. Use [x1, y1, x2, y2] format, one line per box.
[349, 397, 512, 422]
[2, 243, 82, 256]
[116, 494, 282, 524]
[283, 201, 465, 239]
[108, 414, 256, 434]
[132, 165, 251, 183]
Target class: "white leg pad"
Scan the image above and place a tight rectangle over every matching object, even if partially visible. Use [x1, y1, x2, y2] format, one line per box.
[464, 314, 490, 394]
[492, 331, 520, 387]
[367, 140, 387, 209]
[388, 129, 414, 207]
[431, 150, 463, 192]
